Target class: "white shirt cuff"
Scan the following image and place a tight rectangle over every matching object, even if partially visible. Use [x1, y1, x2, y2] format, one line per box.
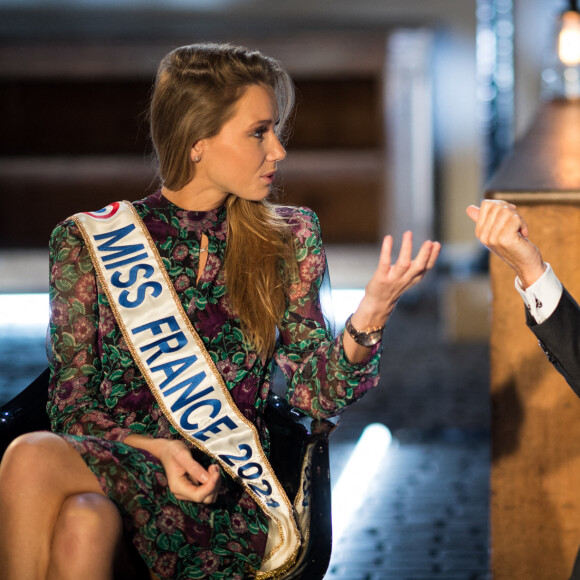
[515, 263, 563, 324]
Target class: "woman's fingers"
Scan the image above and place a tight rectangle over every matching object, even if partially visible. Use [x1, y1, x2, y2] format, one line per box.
[170, 464, 221, 503]
[411, 239, 440, 273]
[394, 231, 414, 268]
[161, 440, 221, 503]
[355, 231, 440, 328]
[379, 232, 429, 276]
[426, 241, 441, 269]
[392, 235, 439, 282]
[181, 464, 221, 504]
[201, 465, 222, 504]
[377, 235, 394, 271]
[184, 455, 212, 485]
[369, 233, 439, 303]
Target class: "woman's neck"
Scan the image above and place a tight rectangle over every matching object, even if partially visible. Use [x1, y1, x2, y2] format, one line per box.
[161, 185, 228, 211]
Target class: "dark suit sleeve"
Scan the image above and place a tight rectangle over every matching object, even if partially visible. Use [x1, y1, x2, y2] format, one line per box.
[526, 288, 580, 397]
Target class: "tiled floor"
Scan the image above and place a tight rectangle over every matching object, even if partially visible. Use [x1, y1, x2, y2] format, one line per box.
[0, 271, 491, 579]
[327, 440, 488, 579]
[323, 274, 490, 580]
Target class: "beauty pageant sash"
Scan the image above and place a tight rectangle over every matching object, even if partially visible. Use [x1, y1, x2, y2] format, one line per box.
[72, 201, 303, 578]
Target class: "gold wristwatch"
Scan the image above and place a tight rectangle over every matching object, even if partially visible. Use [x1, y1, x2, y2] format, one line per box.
[345, 315, 384, 347]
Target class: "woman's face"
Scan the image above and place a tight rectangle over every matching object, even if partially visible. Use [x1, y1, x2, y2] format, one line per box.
[193, 83, 287, 207]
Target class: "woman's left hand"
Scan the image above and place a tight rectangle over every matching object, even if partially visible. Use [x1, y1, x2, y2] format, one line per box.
[344, 232, 440, 363]
[358, 231, 440, 324]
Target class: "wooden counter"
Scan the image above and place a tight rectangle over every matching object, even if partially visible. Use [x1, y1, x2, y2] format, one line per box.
[486, 101, 580, 579]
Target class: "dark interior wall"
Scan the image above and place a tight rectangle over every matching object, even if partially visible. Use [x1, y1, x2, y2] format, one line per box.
[0, 1, 483, 248]
[0, 77, 381, 157]
[0, 44, 385, 247]
[0, 80, 152, 156]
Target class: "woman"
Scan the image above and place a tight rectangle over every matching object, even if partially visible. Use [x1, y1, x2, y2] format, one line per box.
[0, 43, 440, 579]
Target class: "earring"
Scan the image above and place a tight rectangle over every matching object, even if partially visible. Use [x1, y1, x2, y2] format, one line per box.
[194, 156, 201, 163]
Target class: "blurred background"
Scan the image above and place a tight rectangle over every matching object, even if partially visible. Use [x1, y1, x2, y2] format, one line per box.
[0, 0, 573, 578]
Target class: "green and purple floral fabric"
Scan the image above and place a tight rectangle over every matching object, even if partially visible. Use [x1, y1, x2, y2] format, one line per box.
[47, 191, 380, 578]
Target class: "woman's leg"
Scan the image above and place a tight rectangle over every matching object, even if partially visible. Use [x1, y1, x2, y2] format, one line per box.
[47, 493, 125, 580]
[0, 431, 113, 579]
[49, 492, 149, 580]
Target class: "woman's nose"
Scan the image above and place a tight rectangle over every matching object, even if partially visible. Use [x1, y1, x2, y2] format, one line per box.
[268, 135, 286, 162]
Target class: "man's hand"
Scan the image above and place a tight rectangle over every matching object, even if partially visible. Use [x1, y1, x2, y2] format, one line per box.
[466, 200, 546, 288]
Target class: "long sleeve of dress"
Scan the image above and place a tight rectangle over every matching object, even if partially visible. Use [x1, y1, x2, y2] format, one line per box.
[274, 207, 381, 419]
[47, 220, 134, 441]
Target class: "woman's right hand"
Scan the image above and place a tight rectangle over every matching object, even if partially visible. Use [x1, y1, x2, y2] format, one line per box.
[159, 439, 221, 503]
[124, 435, 221, 503]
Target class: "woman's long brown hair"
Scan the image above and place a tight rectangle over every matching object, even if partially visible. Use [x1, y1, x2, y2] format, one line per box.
[149, 43, 297, 357]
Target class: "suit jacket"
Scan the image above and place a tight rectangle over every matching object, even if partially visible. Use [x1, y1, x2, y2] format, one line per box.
[526, 287, 580, 398]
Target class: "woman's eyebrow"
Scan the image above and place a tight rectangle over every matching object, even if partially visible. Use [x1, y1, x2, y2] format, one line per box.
[251, 118, 276, 125]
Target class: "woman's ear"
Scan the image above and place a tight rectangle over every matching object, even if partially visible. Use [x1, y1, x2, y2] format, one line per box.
[191, 140, 205, 163]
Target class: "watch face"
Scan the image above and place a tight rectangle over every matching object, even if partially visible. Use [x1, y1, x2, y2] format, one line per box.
[345, 316, 383, 347]
[358, 333, 382, 347]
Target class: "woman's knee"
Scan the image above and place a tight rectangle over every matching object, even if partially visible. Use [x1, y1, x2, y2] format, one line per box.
[1, 432, 101, 499]
[50, 493, 123, 568]
[56, 493, 122, 541]
[0, 431, 62, 492]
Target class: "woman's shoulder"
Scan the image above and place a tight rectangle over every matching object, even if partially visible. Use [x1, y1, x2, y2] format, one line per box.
[48, 217, 89, 270]
[50, 193, 158, 245]
[275, 205, 321, 238]
[50, 216, 82, 246]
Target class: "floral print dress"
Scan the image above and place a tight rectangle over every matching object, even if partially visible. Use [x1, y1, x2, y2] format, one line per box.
[47, 190, 381, 579]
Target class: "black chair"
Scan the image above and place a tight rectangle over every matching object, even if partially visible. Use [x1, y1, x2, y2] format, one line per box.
[265, 393, 336, 579]
[0, 368, 335, 580]
[0, 367, 51, 458]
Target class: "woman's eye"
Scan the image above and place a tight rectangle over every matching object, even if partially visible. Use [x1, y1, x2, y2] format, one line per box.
[252, 127, 267, 139]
